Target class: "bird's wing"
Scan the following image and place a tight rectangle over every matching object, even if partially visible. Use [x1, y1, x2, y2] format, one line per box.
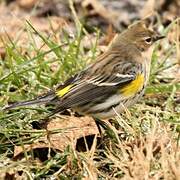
[52, 60, 142, 114]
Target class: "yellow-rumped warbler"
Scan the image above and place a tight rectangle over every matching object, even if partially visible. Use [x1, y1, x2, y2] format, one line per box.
[4, 21, 164, 120]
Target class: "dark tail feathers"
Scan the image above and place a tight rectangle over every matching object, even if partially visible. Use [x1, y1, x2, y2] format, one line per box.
[3, 90, 57, 111]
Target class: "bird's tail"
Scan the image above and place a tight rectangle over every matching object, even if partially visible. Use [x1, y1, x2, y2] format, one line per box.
[3, 90, 57, 111]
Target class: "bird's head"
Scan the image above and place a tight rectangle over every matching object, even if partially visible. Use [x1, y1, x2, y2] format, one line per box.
[122, 21, 165, 51]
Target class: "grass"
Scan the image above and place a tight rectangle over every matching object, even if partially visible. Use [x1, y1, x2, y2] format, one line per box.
[0, 15, 180, 179]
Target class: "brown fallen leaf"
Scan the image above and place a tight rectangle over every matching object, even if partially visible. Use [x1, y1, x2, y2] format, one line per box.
[14, 116, 99, 158]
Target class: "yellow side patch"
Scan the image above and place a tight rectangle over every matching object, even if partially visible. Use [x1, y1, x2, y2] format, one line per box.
[56, 84, 73, 97]
[120, 74, 144, 97]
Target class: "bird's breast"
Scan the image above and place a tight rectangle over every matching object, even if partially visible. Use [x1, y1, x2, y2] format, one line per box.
[119, 74, 145, 97]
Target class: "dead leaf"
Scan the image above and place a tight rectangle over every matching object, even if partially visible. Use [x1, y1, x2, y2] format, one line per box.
[14, 116, 98, 158]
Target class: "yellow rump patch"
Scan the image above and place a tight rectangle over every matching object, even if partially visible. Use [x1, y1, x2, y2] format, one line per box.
[56, 84, 73, 97]
[120, 74, 144, 97]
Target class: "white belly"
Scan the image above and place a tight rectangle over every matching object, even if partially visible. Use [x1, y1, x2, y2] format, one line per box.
[90, 91, 144, 119]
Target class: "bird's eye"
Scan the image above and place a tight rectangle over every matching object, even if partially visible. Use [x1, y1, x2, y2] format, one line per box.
[145, 37, 152, 44]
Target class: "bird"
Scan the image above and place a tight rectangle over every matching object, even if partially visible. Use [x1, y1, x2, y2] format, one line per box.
[3, 20, 164, 126]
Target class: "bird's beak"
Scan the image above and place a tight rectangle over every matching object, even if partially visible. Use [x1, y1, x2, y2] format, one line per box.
[154, 35, 165, 42]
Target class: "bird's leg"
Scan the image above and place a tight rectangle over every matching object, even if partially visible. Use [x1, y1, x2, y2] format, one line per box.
[94, 118, 108, 136]
[93, 118, 107, 146]
[94, 118, 102, 135]
[94, 118, 118, 143]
